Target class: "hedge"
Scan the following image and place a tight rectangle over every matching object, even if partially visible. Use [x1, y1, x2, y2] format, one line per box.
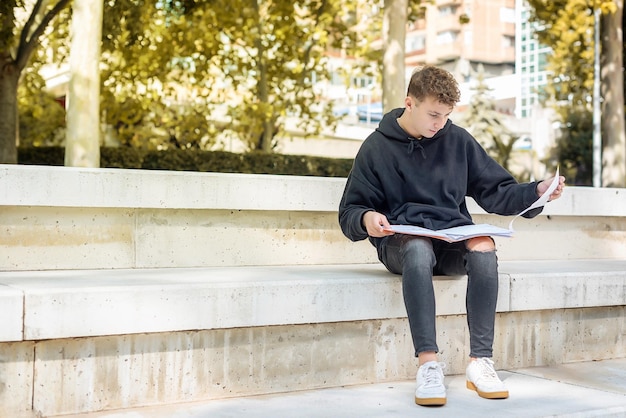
[17, 147, 354, 178]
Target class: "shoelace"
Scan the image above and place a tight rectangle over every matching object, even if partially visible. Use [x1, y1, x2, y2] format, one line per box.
[474, 358, 499, 382]
[422, 362, 445, 387]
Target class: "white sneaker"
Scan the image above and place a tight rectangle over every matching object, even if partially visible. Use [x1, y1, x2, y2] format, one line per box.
[466, 358, 509, 399]
[415, 361, 446, 406]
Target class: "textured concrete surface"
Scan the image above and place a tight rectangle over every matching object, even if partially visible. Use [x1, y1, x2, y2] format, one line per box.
[61, 358, 626, 418]
[5, 165, 626, 271]
[2, 260, 626, 341]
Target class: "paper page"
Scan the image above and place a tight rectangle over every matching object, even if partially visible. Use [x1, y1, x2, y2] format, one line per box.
[383, 223, 513, 242]
[439, 224, 513, 240]
[384, 224, 449, 240]
[507, 166, 560, 230]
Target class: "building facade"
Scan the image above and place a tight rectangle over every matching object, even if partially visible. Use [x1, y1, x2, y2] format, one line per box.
[405, 0, 517, 81]
[515, 0, 550, 119]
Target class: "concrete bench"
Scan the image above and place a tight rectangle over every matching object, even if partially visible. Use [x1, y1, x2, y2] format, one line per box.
[2, 260, 626, 416]
[2, 165, 626, 416]
[2, 260, 626, 343]
[3, 165, 626, 271]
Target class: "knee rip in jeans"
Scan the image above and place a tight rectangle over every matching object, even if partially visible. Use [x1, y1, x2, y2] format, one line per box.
[465, 236, 496, 252]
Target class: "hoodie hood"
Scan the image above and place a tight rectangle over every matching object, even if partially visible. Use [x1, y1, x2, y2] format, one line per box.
[374, 107, 452, 157]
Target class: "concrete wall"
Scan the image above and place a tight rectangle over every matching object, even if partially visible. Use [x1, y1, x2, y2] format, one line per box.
[2, 307, 625, 417]
[1, 165, 626, 416]
[3, 165, 626, 271]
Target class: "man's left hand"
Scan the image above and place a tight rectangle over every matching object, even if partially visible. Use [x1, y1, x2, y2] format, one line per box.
[537, 175, 566, 201]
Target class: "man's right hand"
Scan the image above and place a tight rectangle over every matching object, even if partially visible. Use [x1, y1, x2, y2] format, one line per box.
[362, 211, 395, 237]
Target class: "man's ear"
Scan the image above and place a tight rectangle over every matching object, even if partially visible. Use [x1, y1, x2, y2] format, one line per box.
[404, 96, 414, 110]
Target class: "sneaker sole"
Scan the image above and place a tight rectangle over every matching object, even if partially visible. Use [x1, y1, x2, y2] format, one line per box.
[415, 396, 447, 406]
[466, 381, 509, 399]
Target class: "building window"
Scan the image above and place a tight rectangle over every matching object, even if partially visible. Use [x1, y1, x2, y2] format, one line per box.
[407, 34, 426, 52]
[439, 5, 458, 16]
[538, 52, 548, 68]
[500, 7, 515, 23]
[330, 71, 343, 86]
[437, 30, 458, 45]
[502, 35, 515, 48]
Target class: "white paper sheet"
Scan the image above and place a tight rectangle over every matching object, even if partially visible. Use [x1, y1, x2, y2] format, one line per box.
[507, 166, 560, 230]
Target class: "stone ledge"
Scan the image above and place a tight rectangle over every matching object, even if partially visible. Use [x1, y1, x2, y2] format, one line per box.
[1, 164, 346, 211]
[4, 165, 626, 270]
[3, 164, 626, 217]
[1, 259, 625, 342]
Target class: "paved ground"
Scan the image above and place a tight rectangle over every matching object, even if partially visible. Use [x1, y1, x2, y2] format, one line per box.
[62, 358, 626, 418]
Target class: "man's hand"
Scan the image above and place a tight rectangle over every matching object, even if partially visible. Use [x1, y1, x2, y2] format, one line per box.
[537, 175, 566, 201]
[362, 211, 395, 237]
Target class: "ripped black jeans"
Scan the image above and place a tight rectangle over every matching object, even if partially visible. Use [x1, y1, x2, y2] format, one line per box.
[377, 234, 498, 358]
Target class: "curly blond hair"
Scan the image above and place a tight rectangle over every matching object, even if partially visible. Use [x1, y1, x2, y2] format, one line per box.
[407, 65, 460, 107]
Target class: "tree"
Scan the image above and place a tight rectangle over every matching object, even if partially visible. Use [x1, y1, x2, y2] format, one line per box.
[65, 0, 103, 167]
[17, 60, 66, 147]
[206, 0, 348, 152]
[11, 0, 428, 159]
[0, 0, 71, 164]
[555, 107, 593, 185]
[8, 0, 359, 156]
[97, 0, 223, 151]
[526, 0, 625, 187]
[457, 66, 517, 173]
[351, 0, 426, 112]
[382, 0, 408, 111]
[97, 0, 353, 153]
[600, 0, 625, 187]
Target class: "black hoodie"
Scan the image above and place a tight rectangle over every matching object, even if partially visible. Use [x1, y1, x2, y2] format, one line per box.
[338, 108, 542, 243]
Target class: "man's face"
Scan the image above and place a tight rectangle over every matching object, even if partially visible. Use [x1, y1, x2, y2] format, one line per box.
[404, 96, 454, 138]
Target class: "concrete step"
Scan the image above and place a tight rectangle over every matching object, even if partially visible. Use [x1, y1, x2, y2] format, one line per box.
[3, 260, 626, 417]
[61, 358, 626, 418]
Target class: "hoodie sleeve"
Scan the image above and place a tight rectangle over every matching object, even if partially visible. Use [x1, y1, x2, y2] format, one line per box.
[466, 140, 542, 218]
[338, 142, 388, 242]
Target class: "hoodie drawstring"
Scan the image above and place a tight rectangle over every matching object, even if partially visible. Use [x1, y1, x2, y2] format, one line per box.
[408, 138, 426, 159]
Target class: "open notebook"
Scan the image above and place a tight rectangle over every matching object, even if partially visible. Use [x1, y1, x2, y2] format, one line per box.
[383, 168, 560, 243]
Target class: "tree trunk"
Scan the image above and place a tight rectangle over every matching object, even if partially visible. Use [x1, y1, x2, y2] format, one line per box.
[253, 0, 273, 153]
[258, 57, 273, 153]
[65, 0, 103, 167]
[0, 59, 19, 164]
[382, 0, 408, 112]
[601, 0, 626, 187]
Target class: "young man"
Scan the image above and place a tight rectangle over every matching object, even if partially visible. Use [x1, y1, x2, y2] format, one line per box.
[338, 65, 565, 407]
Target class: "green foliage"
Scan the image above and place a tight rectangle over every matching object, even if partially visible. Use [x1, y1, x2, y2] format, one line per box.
[95, 0, 361, 153]
[457, 67, 517, 172]
[10, 0, 427, 163]
[0, 0, 19, 51]
[205, 0, 349, 151]
[524, 1, 617, 112]
[18, 146, 354, 177]
[1, 0, 72, 163]
[526, 0, 598, 109]
[17, 61, 66, 147]
[101, 146, 144, 168]
[18, 145, 65, 166]
[526, 0, 618, 185]
[333, 0, 426, 87]
[554, 107, 593, 185]
[141, 149, 247, 172]
[242, 151, 310, 175]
